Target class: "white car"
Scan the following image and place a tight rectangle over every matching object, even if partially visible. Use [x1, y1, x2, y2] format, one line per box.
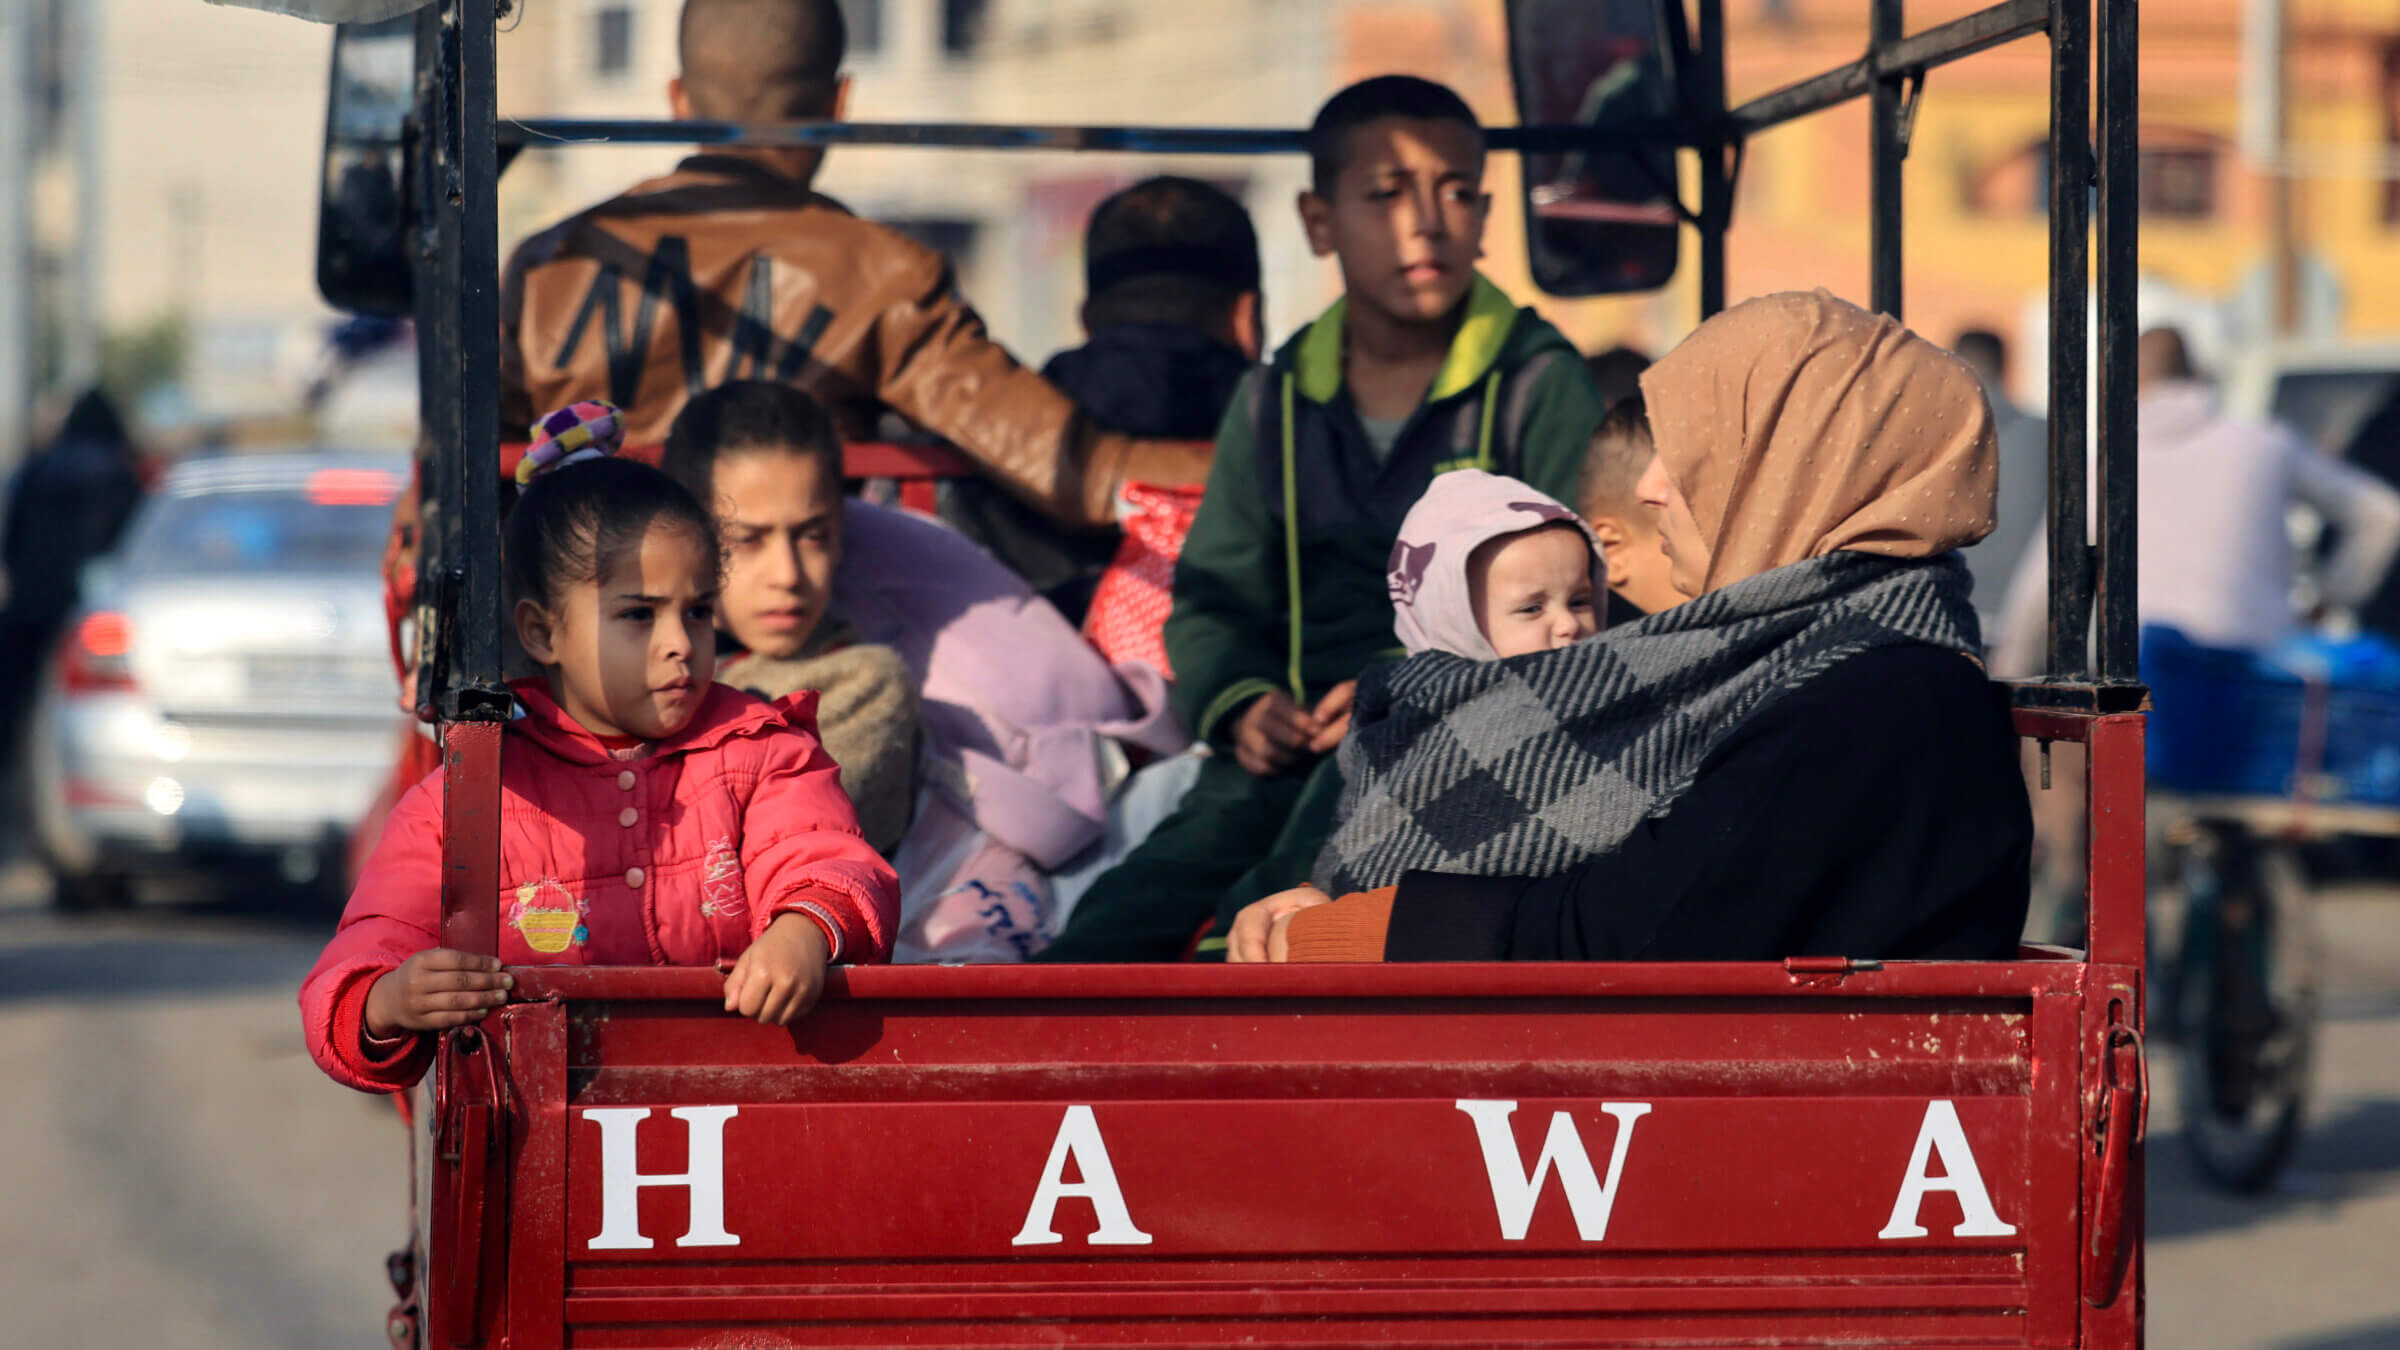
[2217, 340, 2400, 627]
[27, 450, 410, 909]
[2219, 338, 2400, 454]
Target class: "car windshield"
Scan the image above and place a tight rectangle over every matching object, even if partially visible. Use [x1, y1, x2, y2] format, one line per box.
[125, 488, 392, 578]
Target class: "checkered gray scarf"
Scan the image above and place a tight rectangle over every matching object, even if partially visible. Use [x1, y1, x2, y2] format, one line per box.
[1311, 552, 1981, 895]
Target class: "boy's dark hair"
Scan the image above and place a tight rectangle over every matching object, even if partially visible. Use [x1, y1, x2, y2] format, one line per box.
[505, 457, 722, 611]
[677, 0, 846, 121]
[1584, 344, 1652, 409]
[1082, 176, 1262, 333]
[1307, 74, 1484, 196]
[2138, 325, 2199, 386]
[659, 381, 846, 508]
[1578, 392, 1653, 519]
[1953, 328, 2007, 384]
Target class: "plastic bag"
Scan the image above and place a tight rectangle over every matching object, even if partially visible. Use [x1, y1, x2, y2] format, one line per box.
[888, 788, 1054, 964]
[1083, 482, 1204, 678]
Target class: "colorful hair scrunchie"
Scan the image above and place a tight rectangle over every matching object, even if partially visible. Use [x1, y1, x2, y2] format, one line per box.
[517, 400, 626, 486]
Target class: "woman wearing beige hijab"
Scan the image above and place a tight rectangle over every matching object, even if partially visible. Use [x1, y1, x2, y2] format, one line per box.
[1234, 290, 2033, 963]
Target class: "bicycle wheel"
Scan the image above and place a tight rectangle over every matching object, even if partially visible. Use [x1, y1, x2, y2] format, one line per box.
[2174, 827, 2318, 1194]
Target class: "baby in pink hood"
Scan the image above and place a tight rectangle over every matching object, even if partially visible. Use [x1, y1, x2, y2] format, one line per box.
[1388, 469, 1609, 660]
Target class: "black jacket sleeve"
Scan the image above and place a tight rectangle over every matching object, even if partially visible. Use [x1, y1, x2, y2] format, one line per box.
[1384, 644, 2033, 963]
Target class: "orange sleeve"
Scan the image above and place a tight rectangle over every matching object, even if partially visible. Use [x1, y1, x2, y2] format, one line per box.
[1280, 887, 1399, 963]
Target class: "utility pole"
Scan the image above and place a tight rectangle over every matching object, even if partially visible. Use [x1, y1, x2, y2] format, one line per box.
[0, 0, 32, 474]
[171, 181, 203, 326]
[59, 0, 99, 394]
[2243, 0, 2299, 335]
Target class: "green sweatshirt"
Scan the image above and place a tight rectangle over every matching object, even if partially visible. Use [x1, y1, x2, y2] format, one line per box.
[1166, 275, 1606, 745]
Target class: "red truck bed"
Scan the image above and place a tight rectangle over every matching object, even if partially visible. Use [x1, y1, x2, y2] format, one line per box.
[404, 713, 2145, 1350]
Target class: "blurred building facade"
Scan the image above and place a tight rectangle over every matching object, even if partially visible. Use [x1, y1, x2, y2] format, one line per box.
[29, 0, 2400, 439]
[71, 2, 338, 425]
[1682, 0, 2400, 407]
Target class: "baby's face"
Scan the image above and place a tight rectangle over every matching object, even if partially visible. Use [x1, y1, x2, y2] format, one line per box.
[1470, 523, 1601, 658]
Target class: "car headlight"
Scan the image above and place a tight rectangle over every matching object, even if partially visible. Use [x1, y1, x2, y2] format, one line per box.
[144, 777, 185, 817]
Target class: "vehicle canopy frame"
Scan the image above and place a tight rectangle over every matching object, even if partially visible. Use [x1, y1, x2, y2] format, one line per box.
[359, 1, 2151, 1345]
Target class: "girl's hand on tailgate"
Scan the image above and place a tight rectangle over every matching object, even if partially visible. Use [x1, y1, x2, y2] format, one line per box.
[724, 912, 831, 1026]
[363, 949, 511, 1040]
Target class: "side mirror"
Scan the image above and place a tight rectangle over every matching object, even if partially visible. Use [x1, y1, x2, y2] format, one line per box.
[316, 16, 418, 316]
[1504, 0, 1686, 297]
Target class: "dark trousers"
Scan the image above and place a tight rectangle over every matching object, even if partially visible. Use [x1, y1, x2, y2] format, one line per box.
[1038, 752, 1346, 963]
[0, 606, 65, 768]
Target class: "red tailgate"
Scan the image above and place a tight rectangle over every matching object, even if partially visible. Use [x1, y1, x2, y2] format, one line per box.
[440, 959, 2119, 1349]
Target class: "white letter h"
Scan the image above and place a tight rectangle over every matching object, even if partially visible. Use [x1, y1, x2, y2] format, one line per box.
[585, 1106, 742, 1250]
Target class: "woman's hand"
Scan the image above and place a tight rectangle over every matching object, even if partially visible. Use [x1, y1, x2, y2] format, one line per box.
[724, 913, 831, 1026]
[1266, 907, 1309, 963]
[1307, 681, 1358, 755]
[1226, 885, 1332, 963]
[362, 949, 511, 1040]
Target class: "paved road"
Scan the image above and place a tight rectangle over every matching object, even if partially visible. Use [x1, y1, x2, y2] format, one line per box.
[2145, 883, 2400, 1350]
[0, 859, 2395, 1348]
[0, 860, 399, 1349]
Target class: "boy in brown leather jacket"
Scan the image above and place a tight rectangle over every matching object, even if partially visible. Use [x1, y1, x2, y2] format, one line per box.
[498, 0, 1204, 527]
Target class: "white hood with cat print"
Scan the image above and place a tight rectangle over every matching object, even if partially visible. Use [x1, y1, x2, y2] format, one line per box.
[1386, 470, 1608, 662]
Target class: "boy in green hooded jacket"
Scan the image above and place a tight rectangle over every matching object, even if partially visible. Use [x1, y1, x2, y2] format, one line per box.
[1039, 75, 1606, 962]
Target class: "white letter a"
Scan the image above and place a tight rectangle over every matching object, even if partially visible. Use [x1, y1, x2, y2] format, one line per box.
[1011, 1105, 1154, 1247]
[1878, 1100, 2018, 1240]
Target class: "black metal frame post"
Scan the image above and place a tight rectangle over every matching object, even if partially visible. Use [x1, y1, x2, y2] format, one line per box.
[412, 8, 455, 726]
[1870, 0, 1906, 318]
[1696, 0, 1731, 320]
[426, 0, 507, 959]
[2044, 0, 2095, 681]
[450, 0, 502, 705]
[415, 0, 505, 716]
[2093, 0, 2141, 684]
[498, 121, 1688, 156]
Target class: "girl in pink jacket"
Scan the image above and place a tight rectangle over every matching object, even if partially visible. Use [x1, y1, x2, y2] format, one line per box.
[301, 403, 899, 1094]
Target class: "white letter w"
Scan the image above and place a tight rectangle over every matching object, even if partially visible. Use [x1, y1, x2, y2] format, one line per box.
[1456, 1099, 1651, 1242]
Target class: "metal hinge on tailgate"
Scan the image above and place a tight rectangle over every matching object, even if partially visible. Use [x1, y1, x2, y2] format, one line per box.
[434, 1026, 508, 1347]
[1783, 955, 1883, 984]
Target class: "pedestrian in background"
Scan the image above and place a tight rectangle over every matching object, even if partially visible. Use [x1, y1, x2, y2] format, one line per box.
[0, 390, 146, 765]
[1996, 327, 2400, 940]
[1953, 328, 2045, 644]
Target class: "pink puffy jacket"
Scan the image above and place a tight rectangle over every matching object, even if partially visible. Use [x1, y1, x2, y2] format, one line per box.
[300, 680, 898, 1093]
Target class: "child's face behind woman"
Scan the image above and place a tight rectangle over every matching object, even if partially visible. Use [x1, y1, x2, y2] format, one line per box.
[1583, 444, 1687, 618]
[1470, 524, 1600, 658]
[712, 448, 842, 661]
[517, 521, 719, 742]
